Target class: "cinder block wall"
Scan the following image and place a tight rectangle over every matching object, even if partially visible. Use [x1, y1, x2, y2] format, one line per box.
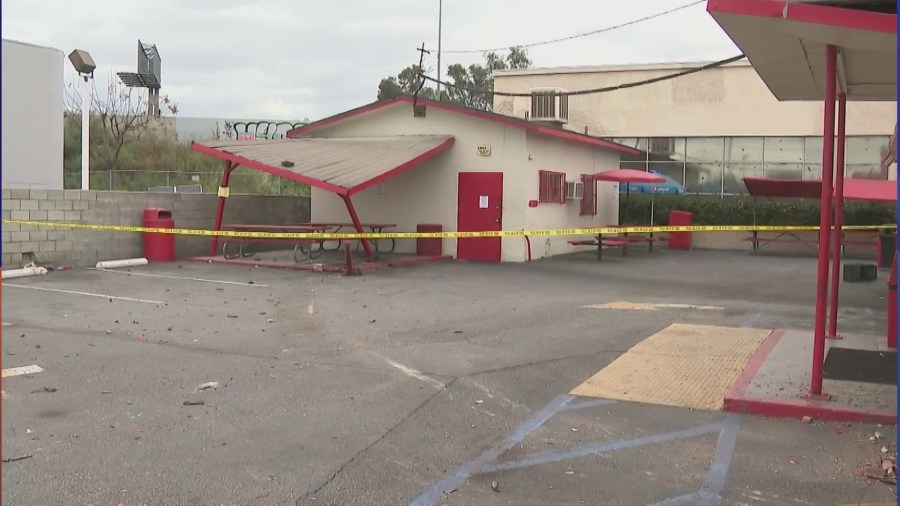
[1, 189, 310, 267]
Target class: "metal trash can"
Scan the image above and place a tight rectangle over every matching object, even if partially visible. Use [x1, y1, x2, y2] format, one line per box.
[878, 231, 896, 268]
[668, 210, 693, 250]
[416, 224, 443, 256]
[142, 208, 175, 261]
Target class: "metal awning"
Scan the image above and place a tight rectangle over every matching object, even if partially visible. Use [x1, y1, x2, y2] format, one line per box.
[192, 135, 455, 196]
[743, 176, 897, 202]
[707, 0, 897, 101]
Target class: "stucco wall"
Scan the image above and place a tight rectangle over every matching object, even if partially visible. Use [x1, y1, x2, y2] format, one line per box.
[1, 39, 64, 189]
[307, 103, 620, 261]
[493, 61, 896, 138]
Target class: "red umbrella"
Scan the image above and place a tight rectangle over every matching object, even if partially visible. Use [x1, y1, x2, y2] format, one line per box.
[593, 168, 666, 184]
[594, 169, 667, 225]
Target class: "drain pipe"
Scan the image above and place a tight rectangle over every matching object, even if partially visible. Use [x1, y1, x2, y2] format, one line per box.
[95, 258, 149, 269]
[2, 264, 49, 280]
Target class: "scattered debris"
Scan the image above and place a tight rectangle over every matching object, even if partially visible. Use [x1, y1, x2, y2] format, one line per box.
[183, 400, 205, 406]
[26, 429, 33, 434]
[833, 427, 843, 434]
[30, 387, 57, 394]
[227, 315, 238, 319]
[565, 471, 575, 475]
[474, 400, 484, 404]
[2, 454, 32, 463]
[490, 480, 499, 492]
[571, 427, 579, 432]
[882, 446, 889, 454]
[454, 330, 463, 334]
[256, 492, 269, 499]
[267, 319, 275, 323]
[801, 416, 813, 424]
[198, 382, 220, 391]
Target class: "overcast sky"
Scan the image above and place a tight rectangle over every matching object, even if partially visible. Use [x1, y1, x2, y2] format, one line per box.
[3, 0, 740, 120]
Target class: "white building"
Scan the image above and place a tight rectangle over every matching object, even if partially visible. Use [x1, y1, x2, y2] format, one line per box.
[1, 39, 65, 189]
[193, 96, 635, 262]
[493, 59, 897, 194]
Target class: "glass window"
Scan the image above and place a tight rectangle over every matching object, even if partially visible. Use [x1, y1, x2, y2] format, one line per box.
[763, 137, 804, 163]
[647, 162, 685, 187]
[684, 161, 723, 194]
[726, 137, 764, 164]
[802, 163, 822, 180]
[685, 137, 725, 163]
[764, 163, 803, 180]
[723, 163, 763, 194]
[610, 137, 639, 149]
[845, 136, 889, 165]
[846, 163, 885, 179]
[647, 137, 686, 161]
[621, 160, 648, 171]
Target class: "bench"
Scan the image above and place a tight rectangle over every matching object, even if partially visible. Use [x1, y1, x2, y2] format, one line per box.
[220, 224, 332, 263]
[568, 237, 630, 261]
[301, 222, 398, 253]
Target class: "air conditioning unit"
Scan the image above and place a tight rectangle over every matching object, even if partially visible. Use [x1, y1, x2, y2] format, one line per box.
[528, 87, 569, 125]
[566, 181, 583, 200]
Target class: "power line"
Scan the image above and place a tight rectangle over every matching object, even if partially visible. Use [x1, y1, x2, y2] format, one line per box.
[442, 0, 706, 54]
[419, 54, 746, 97]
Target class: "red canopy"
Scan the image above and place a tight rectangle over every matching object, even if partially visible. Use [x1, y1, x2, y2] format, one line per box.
[743, 177, 897, 202]
[594, 168, 666, 184]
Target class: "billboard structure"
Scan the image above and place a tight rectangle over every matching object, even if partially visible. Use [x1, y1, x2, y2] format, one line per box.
[116, 40, 162, 116]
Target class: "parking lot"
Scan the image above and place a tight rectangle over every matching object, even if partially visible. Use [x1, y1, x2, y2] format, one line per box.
[2, 249, 896, 505]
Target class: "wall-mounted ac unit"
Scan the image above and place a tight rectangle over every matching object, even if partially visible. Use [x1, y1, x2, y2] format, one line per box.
[528, 87, 569, 125]
[566, 180, 583, 200]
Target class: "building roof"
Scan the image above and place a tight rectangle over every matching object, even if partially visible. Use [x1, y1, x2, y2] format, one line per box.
[707, 0, 897, 101]
[286, 95, 640, 156]
[191, 135, 455, 196]
[492, 59, 751, 77]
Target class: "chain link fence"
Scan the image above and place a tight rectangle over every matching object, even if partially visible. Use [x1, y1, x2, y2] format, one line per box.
[63, 170, 311, 197]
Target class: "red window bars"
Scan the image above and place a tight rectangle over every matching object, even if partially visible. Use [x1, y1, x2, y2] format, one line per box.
[580, 174, 597, 216]
[538, 170, 566, 204]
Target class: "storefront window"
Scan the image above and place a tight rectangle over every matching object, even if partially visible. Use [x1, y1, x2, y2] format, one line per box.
[764, 163, 803, 180]
[845, 136, 889, 165]
[648, 162, 685, 186]
[726, 137, 764, 164]
[647, 137, 686, 161]
[723, 163, 763, 194]
[763, 137, 804, 163]
[684, 161, 723, 194]
[685, 138, 725, 163]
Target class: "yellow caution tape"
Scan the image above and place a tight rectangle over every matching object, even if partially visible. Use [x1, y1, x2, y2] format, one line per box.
[2, 220, 895, 240]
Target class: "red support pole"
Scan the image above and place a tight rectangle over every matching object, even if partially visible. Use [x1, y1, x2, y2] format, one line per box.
[210, 161, 235, 256]
[888, 251, 897, 349]
[340, 194, 374, 260]
[805, 44, 838, 400]
[827, 92, 847, 340]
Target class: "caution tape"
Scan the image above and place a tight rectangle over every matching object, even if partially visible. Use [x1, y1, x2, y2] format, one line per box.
[2, 220, 896, 240]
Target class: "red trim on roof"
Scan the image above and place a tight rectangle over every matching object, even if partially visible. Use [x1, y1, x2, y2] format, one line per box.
[347, 137, 456, 195]
[191, 141, 350, 195]
[287, 96, 640, 156]
[707, 0, 897, 34]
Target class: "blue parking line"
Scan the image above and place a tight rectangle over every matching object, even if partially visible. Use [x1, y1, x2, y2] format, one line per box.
[409, 394, 574, 506]
[559, 398, 616, 412]
[484, 422, 723, 473]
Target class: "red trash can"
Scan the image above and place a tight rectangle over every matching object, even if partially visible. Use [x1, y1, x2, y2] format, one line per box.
[143, 208, 176, 261]
[416, 224, 443, 256]
[668, 210, 693, 250]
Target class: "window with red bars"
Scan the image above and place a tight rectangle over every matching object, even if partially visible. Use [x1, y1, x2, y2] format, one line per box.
[538, 170, 566, 204]
[580, 174, 597, 216]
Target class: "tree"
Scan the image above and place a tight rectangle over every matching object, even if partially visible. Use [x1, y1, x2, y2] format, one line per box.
[376, 46, 532, 112]
[64, 73, 178, 174]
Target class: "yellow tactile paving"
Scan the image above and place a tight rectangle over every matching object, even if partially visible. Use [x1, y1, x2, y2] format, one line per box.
[570, 323, 771, 410]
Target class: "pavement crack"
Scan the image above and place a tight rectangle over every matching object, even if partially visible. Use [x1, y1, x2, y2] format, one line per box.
[461, 349, 632, 377]
[296, 377, 460, 504]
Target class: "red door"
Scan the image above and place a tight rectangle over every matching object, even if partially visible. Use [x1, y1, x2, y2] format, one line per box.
[457, 172, 503, 262]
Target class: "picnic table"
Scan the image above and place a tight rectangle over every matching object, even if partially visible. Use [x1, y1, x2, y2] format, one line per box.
[219, 224, 332, 263]
[300, 222, 398, 254]
[743, 229, 878, 256]
[567, 225, 667, 261]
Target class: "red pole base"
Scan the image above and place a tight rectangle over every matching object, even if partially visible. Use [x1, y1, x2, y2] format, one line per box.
[825, 334, 844, 340]
[800, 390, 832, 401]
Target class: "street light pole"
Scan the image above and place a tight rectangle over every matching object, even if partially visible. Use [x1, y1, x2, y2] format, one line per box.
[80, 75, 91, 190]
[436, 0, 442, 100]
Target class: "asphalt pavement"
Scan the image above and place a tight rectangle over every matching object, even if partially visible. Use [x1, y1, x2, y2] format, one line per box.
[1, 249, 895, 505]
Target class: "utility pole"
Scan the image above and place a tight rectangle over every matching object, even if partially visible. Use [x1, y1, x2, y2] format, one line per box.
[436, 0, 442, 100]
